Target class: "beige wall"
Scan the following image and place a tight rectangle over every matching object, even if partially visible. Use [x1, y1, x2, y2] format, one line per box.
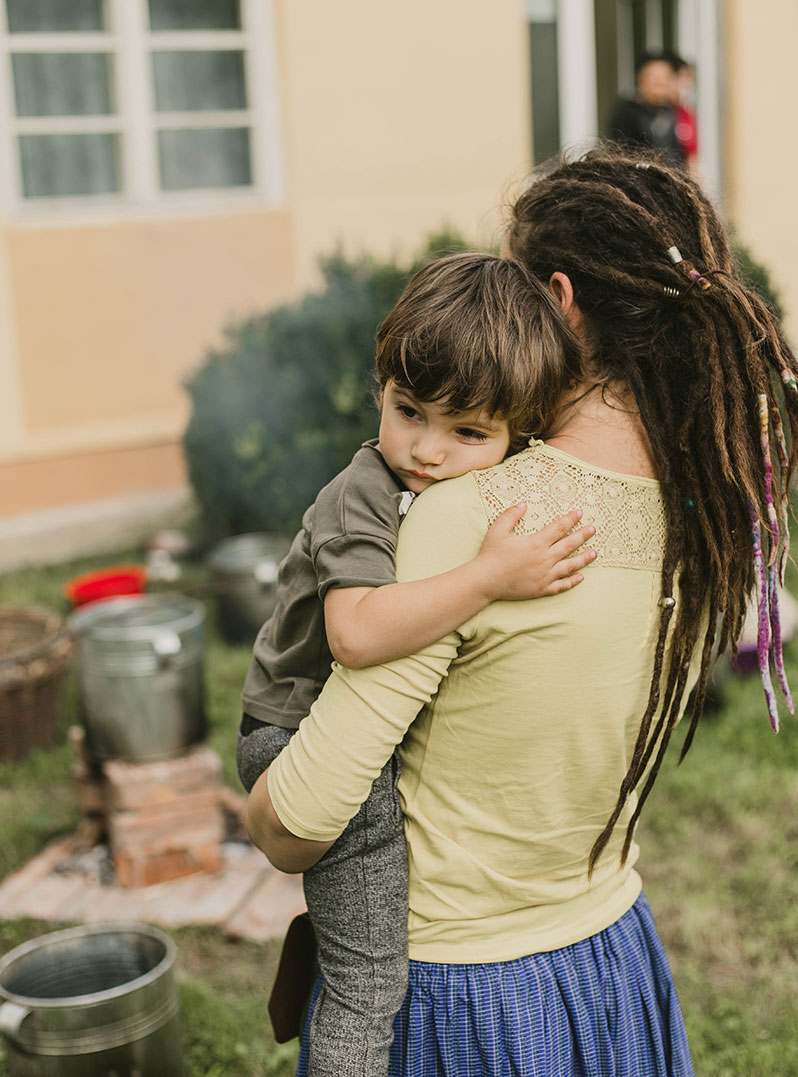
[277, 0, 531, 286]
[8, 209, 296, 450]
[724, 0, 798, 339]
[0, 226, 24, 458]
[1, 1, 532, 529]
[1, 209, 296, 516]
[7, 1, 796, 536]
[0, 441, 186, 517]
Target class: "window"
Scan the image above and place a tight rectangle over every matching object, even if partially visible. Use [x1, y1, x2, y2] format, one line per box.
[527, 0, 560, 164]
[0, 0, 283, 214]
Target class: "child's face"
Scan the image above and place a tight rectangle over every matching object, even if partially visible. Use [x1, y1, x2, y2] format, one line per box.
[378, 380, 511, 494]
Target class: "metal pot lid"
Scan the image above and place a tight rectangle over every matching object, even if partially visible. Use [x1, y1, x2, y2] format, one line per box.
[66, 595, 205, 640]
[208, 532, 290, 572]
[0, 921, 176, 1006]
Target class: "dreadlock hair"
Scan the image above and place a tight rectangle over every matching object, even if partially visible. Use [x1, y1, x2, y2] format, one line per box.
[507, 143, 798, 872]
[375, 252, 583, 452]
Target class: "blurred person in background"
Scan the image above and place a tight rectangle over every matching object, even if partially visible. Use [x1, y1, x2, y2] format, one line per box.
[667, 52, 699, 174]
[609, 51, 687, 168]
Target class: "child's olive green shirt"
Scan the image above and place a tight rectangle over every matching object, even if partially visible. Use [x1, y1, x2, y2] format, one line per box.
[242, 440, 406, 729]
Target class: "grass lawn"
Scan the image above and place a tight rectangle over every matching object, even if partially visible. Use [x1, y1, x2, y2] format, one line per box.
[0, 551, 299, 1077]
[2, 548, 798, 1074]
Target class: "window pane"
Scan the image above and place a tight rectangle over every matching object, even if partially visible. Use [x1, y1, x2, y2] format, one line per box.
[152, 51, 246, 112]
[529, 20, 560, 162]
[12, 53, 113, 117]
[6, 0, 105, 33]
[148, 0, 240, 31]
[19, 133, 119, 198]
[158, 127, 251, 190]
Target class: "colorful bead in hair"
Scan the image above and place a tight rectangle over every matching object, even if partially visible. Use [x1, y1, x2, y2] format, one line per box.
[666, 244, 711, 290]
[689, 268, 712, 291]
[772, 409, 791, 586]
[751, 394, 794, 730]
[781, 368, 798, 392]
[769, 559, 793, 718]
[750, 504, 779, 731]
[759, 394, 780, 561]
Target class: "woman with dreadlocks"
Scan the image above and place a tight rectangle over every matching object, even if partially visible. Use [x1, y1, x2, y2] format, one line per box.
[245, 144, 797, 1077]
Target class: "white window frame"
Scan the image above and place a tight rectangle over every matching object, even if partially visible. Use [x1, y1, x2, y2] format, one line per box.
[526, 0, 599, 159]
[677, 0, 723, 199]
[556, 0, 598, 153]
[0, 0, 284, 220]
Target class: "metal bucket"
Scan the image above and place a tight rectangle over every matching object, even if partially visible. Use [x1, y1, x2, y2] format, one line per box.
[67, 595, 206, 763]
[0, 922, 183, 1077]
[208, 532, 291, 643]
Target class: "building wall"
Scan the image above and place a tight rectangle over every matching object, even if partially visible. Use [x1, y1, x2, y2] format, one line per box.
[724, 0, 798, 339]
[0, 208, 296, 516]
[2, 0, 794, 543]
[0, 0, 532, 539]
[1, 441, 186, 518]
[277, 0, 531, 286]
[0, 224, 23, 460]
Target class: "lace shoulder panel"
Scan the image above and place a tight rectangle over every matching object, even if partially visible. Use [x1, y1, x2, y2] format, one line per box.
[473, 445, 666, 571]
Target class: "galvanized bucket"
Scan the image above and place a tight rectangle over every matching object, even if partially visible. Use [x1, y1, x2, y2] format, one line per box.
[208, 532, 291, 643]
[0, 922, 183, 1076]
[67, 594, 206, 763]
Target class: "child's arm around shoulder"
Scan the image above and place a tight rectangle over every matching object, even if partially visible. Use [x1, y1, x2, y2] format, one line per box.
[325, 481, 596, 670]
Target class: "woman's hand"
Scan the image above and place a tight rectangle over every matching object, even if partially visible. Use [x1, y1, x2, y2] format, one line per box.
[476, 505, 596, 601]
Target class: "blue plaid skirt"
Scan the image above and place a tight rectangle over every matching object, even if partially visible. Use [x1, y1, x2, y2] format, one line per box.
[296, 893, 694, 1077]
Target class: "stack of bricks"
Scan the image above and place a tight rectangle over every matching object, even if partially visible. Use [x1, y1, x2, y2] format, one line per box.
[70, 727, 226, 888]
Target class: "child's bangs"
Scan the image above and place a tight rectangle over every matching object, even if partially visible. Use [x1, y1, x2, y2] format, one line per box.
[387, 336, 524, 421]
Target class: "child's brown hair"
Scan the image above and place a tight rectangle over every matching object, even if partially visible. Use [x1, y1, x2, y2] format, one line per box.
[375, 252, 583, 451]
[507, 143, 798, 870]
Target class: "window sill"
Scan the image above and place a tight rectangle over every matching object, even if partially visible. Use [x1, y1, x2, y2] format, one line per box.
[5, 186, 285, 227]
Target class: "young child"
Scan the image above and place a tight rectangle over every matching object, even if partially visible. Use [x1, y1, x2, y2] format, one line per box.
[237, 252, 594, 1076]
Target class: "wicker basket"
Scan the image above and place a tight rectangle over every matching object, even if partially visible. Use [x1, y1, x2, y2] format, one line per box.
[0, 605, 74, 760]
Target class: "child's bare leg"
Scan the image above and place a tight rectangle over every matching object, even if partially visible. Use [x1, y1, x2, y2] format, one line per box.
[303, 755, 409, 1077]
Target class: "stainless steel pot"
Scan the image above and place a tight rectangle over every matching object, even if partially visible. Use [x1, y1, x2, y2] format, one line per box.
[67, 594, 206, 762]
[208, 532, 291, 644]
[0, 922, 184, 1076]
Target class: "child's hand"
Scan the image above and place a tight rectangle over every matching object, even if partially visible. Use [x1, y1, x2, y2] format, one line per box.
[477, 504, 596, 601]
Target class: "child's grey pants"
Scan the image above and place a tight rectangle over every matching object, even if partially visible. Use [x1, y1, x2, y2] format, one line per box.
[237, 717, 409, 1077]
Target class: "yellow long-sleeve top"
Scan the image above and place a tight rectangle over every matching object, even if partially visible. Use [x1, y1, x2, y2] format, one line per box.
[269, 442, 699, 963]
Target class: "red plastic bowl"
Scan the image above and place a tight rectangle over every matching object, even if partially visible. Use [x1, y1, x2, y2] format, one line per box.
[64, 565, 148, 608]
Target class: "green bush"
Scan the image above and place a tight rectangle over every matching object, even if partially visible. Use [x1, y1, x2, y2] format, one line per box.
[183, 232, 470, 540]
[731, 234, 784, 322]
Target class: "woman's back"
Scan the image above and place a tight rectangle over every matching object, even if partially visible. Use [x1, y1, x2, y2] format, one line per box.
[394, 440, 700, 961]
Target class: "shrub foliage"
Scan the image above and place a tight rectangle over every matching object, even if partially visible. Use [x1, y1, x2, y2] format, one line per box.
[183, 234, 469, 540]
[731, 233, 784, 322]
